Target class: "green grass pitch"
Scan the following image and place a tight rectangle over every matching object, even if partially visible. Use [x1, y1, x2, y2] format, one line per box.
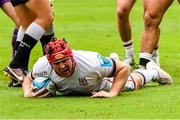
[0, 0, 180, 119]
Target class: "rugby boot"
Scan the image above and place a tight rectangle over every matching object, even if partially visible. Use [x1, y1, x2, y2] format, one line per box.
[3, 66, 27, 82]
[146, 61, 172, 85]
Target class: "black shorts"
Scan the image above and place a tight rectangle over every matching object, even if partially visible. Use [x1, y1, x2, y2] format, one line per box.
[11, 0, 28, 6]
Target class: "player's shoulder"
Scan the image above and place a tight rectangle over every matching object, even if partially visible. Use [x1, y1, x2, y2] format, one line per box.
[73, 50, 113, 70]
[35, 56, 49, 66]
[32, 56, 52, 77]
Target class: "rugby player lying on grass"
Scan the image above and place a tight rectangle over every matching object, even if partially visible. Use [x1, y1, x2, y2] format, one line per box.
[22, 38, 172, 98]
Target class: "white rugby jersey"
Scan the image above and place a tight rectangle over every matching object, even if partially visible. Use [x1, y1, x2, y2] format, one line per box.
[32, 50, 116, 95]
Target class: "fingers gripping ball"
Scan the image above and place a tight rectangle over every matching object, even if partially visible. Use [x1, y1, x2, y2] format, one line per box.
[32, 77, 56, 96]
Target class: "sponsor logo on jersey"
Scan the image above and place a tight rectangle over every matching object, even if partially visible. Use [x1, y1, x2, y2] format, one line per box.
[97, 55, 112, 67]
[78, 77, 88, 86]
[34, 71, 48, 77]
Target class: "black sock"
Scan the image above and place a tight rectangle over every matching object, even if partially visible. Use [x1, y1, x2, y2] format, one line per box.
[13, 41, 21, 57]
[40, 33, 54, 55]
[10, 34, 37, 69]
[139, 58, 150, 67]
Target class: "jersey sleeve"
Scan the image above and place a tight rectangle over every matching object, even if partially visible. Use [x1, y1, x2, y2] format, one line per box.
[95, 54, 116, 77]
[31, 56, 52, 79]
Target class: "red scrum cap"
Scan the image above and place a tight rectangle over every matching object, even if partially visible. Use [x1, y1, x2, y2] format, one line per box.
[45, 38, 73, 64]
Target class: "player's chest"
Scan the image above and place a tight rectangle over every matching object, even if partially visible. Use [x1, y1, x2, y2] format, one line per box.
[52, 70, 100, 89]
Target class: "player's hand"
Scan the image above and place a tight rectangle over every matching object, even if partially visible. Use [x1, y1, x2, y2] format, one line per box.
[24, 87, 47, 98]
[91, 91, 116, 98]
[39, 92, 50, 98]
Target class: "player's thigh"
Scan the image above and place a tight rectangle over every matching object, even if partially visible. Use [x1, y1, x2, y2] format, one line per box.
[117, 0, 136, 12]
[144, 0, 173, 17]
[15, 4, 35, 29]
[25, 0, 52, 18]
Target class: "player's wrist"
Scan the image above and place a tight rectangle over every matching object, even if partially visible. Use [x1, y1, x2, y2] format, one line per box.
[109, 90, 119, 97]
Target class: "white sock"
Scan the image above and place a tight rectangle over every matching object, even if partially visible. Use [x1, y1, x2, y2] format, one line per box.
[123, 40, 134, 58]
[152, 49, 158, 57]
[16, 26, 25, 42]
[25, 22, 45, 41]
[139, 52, 152, 61]
[152, 49, 160, 66]
[135, 69, 158, 85]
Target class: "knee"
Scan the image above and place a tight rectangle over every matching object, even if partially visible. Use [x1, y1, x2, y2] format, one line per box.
[144, 11, 160, 29]
[45, 11, 54, 28]
[38, 11, 54, 30]
[117, 7, 130, 19]
[46, 12, 54, 26]
[14, 18, 21, 28]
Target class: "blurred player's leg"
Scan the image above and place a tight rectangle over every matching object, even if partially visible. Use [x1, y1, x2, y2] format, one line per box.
[139, 0, 173, 67]
[117, 0, 136, 65]
[11, 28, 19, 59]
[152, 45, 160, 66]
[4, 0, 53, 82]
[40, 24, 54, 55]
[13, 26, 25, 57]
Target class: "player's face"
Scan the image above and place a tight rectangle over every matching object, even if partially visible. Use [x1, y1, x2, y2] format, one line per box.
[51, 57, 74, 77]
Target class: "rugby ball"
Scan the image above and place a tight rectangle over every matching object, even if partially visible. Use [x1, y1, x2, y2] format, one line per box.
[32, 77, 56, 96]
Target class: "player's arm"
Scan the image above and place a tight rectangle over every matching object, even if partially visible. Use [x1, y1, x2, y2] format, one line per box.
[92, 60, 131, 98]
[109, 61, 130, 96]
[23, 72, 46, 98]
